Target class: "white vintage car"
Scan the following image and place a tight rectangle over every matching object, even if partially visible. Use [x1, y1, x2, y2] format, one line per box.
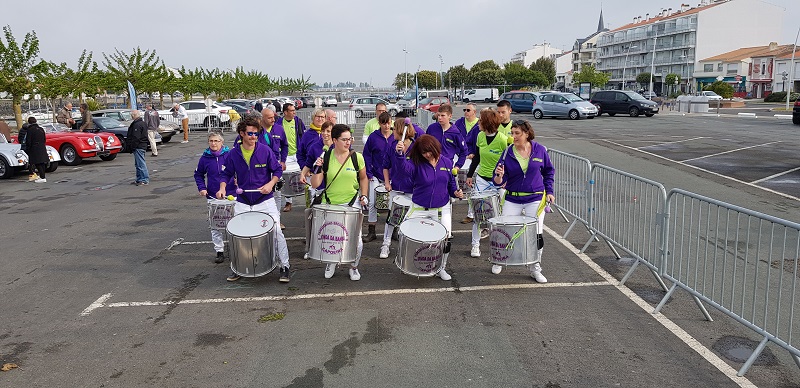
[0, 132, 61, 179]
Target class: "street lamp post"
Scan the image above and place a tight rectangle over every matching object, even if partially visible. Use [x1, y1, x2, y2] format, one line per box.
[439, 55, 444, 90]
[787, 26, 800, 111]
[403, 48, 409, 91]
[621, 45, 637, 90]
[649, 36, 657, 99]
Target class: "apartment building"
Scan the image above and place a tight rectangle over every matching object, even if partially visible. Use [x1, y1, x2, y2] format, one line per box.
[595, 0, 782, 95]
[695, 43, 795, 98]
[510, 43, 563, 68]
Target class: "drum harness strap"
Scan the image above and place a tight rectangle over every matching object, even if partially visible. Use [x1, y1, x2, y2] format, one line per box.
[319, 149, 360, 206]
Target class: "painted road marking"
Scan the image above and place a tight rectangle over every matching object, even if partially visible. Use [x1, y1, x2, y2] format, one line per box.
[544, 225, 756, 388]
[751, 166, 800, 184]
[80, 293, 113, 316]
[680, 141, 781, 163]
[638, 136, 706, 149]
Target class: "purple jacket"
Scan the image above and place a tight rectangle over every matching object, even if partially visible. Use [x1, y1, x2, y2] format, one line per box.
[297, 128, 321, 170]
[383, 138, 413, 193]
[194, 146, 236, 198]
[363, 130, 393, 180]
[454, 117, 478, 155]
[494, 142, 555, 204]
[399, 153, 459, 209]
[425, 122, 467, 169]
[221, 143, 283, 205]
[233, 123, 288, 162]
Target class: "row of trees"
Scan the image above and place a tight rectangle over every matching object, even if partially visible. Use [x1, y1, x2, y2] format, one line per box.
[0, 25, 315, 129]
[392, 57, 558, 90]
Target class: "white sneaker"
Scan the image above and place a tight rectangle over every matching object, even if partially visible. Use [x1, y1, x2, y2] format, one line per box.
[34, 178, 46, 183]
[379, 245, 390, 259]
[324, 263, 336, 279]
[181, 140, 189, 143]
[531, 263, 547, 283]
[438, 268, 451, 281]
[491, 265, 503, 274]
[349, 267, 361, 281]
[470, 245, 480, 257]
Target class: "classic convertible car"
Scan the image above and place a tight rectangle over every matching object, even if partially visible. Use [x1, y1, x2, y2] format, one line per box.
[0, 132, 60, 179]
[32, 123, 123, 166]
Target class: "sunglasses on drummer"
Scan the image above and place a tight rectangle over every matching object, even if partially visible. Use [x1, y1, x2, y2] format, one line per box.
[246, 131, 259, 136]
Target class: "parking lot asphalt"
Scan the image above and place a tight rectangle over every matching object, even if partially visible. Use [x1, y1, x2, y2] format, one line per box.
[1, 112, 799, 387]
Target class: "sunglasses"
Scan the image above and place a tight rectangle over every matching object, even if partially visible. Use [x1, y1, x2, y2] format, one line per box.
[463, 108, 472, 112]
[246, 131, 259, 136]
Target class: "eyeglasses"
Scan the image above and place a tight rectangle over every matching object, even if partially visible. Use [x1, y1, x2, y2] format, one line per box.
[246, 131, 259, 136]
[463, 108, 472, 112]
[314, 115, 326, 119]
[208, 139, 222, 143]
[338, 137, 353, 142]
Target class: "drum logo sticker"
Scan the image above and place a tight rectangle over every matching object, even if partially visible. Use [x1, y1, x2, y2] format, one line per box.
[389, 206, 407, 225]
[413, 243, 442, 273]
[490, 228, 512, 262]
[210, 205, 234, 229]
[473, 199, 496, 223]
[288, 174, 305, 194]
[317, 221, 349, 255]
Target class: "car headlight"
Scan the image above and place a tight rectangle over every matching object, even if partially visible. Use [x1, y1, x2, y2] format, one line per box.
[14, 151, 24, 159]
[86, 138, 95, 145]
[108, 136, 115, 143]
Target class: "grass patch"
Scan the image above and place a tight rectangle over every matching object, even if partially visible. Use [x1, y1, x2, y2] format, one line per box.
[258, 312, 285, 322]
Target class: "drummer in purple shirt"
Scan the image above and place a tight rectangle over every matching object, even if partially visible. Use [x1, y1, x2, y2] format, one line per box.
[378, 117, 416, 259]
[396, 134, 465, 280]
[425, 104, 467, 171]
[216, 116, 291, 283]
[491, 120, 555, 282]
[363, 112, 395, 243]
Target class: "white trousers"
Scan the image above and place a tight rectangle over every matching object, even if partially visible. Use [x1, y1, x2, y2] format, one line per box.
[147, 129, 158, 155]
[280, 155, 297, 206]
[381, 190, 405, 247]
[501, 199, 545, 266]
[207, 198, 225, 252]
[234, 199, 290, 268]
[367, 177, 379, 223]
[470, 175, 495, 246]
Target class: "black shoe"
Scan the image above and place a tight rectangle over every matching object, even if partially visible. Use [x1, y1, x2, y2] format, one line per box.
[392, 229, 399, 241]
[226, 272, 241, 282]
[279, 266, 290, 283]
[214, 252, 224, 264]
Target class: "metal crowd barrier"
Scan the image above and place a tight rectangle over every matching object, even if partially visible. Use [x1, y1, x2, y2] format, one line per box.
[546, 150, 592, 239]
[580, 164, 669, 291]
[655, 189, 800, 376]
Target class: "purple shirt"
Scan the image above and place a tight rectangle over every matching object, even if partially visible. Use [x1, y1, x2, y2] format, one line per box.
[194, 147, 236, 198]
[233, 123, 288, 162]
[220, 142, 283, 206]
[425, 122, 467, 169]
[297, 128, 321, 170]
[454, 117, 478, 155]
[494, 142, 555, 204]
[382, 138, 413, 193]
[363, 129, 393, 180]
[400, 153, 459, 209]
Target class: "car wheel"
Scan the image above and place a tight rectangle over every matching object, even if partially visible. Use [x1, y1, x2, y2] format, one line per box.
[588, 116, 595, 119]
[0, 157, 11, 179]
[595, 105, 602, 116]
[463, 99, 470, 103]
[629, 106, 640, 117]
[533, 110, 544, 119]
[568, 110, 580, 120]
[355, 110, 363, 118]
[60, 144, 82, 166]
[607, 112, 616, 117]
[484, 98, 491, 103]
[645, 113, 655, 117]
[793, 115, 800, 125]
[389, 109, 397, 116]
[45, 161, 58, 172]
[161, 135, 172, 143]
[99, 154, 117, 162]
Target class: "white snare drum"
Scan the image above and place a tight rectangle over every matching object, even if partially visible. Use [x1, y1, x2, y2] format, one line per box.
[308, 204, 363, 263]
[208, 198, 235, 230]
[387, 194, 412, 226]
[488, 215, 539, 266]
[282, 161, 305, 197]
[396, 218, 448, 277]
[375, 186, 389, 211]
[226, 211, 278, 277]
[470, 190, 501, 228]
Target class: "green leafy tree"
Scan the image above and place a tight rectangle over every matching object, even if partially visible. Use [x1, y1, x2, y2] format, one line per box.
[102, 47, 164, 106]
[503, 62, 533, 86]
[416, 70, 438, 89]
[573, 64, 610, 88]
[636, 72, 652, 89]
[470, 60, 500, 74]
[529, 57, 556, 87]
[392, 72, 414, 90]
[472, 69, 504, 86]
[34, 61, 69, 121]
[703, 80, 734, 98]
[0, 26, 47, 129]
[446, 64, 470, 89]
[665, 73, 681, 96]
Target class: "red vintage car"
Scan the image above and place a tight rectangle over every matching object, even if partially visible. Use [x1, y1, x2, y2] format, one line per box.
[13, 123, 123, 166]
[419, 97, 450, 113]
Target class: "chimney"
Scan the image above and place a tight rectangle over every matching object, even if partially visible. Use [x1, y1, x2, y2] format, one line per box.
[633, 17, 638, 24]
[645, 13, 650, 21]
[681, 3, 690, 12]
[768, 42, 778, 51]
[668, 8, 673, 16]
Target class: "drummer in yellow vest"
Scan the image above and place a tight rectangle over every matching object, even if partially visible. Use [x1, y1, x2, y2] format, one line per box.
[280, 103, 308, 213]
[361, 102, 393, 144]
[496, 100, 514, 145]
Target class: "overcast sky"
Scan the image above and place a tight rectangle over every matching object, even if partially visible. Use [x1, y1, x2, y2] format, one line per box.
[3, 0, 798, 87]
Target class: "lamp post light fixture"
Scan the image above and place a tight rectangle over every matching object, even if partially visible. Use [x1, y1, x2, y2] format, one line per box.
[403, 48, 409, 92]
[439, 55, 444, 89]
[621, 45, 638, 90]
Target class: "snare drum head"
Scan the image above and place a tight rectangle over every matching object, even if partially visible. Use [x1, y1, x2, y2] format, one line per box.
[489, 215, 537, 226]
[227, 211, 275, 237]
[399, 218, 447, 241]
[391, 195, 412, 207]
[312, 203, 359, 213]
[209, 199, 235, 206]
[471, 190, 499, 200]
[375, 186, 388, 194]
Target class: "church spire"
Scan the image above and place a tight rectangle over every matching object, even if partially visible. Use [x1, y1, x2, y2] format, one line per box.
[597, 6, 605, 32]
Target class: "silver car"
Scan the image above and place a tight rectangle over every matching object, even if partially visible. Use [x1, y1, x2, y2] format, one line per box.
[533, 92, 597, 120]
[348, 97, 400, 118]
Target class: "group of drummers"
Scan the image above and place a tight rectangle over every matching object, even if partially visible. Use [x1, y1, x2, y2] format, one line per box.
[195, 101, 555, 284]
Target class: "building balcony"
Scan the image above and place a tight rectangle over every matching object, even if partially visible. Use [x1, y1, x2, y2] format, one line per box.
[597, 24, 698, 47]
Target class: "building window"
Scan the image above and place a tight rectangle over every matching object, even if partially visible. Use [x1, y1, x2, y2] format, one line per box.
[726, 64, 737, 74]
[704, 64, 713, 72]
[761, 62, 766, 75]
[717, 63, 723, 72]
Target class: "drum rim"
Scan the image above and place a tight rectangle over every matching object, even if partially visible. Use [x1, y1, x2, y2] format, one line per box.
[488, 215, 538, 224]
[226, 211, 276, 238]
[398, 218, 448, 239]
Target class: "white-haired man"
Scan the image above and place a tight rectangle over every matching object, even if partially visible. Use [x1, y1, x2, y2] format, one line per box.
[127, 110, 150, 185]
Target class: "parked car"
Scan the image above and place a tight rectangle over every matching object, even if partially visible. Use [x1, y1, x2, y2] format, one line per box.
[92, 108, 180, 143]
[221, 101, 257, 117]
[701, 90, 723, 101]
[349, 97, 401, 118]
[298, 96, 315, 108]
[500, 91, 542, 113]
[0, 132, 60, 178]
[27, 122, 121, 166]
[462, 88, 500, 103]
[533, 92, 597, 120]
[589, 90, 659, 117]
[73, 117, 161, 152]
[793, 100, 800, 125]
[157, 101, 232, 128]
[418, 97, 450, 113]
[322, 96, 338, 107]
[640, 91, 659, 99]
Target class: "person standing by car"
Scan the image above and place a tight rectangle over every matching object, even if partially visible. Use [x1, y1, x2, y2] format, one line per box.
[127, 110, 150, 186]
[56, 103, 75, 127]
[144, 103, 159, 157]
[78, 103, 94, 132]
[172, 103, 189, 143]
[254, 100, 263, 112]
[280, 103, 307, 213]
[195, 132, 235, 264]
[18, 122, 38, 181]
[362, 102, 390, 144]
[216, 116, 290, 283]
[24, 117, 48, 183]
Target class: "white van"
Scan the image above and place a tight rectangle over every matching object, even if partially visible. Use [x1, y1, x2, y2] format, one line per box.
[462, 88, 499, 103]
[397, 90, 449, 109]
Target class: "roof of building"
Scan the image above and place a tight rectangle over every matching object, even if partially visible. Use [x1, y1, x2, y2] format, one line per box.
[700, 44, 795, 62]
[775, 48, 800, 60]
[608, 1, 724, 33]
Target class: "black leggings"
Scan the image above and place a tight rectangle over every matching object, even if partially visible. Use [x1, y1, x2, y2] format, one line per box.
[35, 163, 46, 179]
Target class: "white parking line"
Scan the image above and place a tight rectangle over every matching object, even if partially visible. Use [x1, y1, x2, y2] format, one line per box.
[639, 136, 706, 149]
[80, 293, 113, 316]
[681, 141, 781, 162]
[750, 166, 800, 184]
[543, 225, 756, 388]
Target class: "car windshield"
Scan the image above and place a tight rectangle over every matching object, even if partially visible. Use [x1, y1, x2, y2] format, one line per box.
[401, 94, 415, 101]
[42, 123, 71, 133]
[419, 98, 433, 104]
[118, 111, 133, 121]
[95, 117, 125, 128]
[704, 91, 720, 96]
[625, 91, 648, 101]
[564, 94, 584, 102]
